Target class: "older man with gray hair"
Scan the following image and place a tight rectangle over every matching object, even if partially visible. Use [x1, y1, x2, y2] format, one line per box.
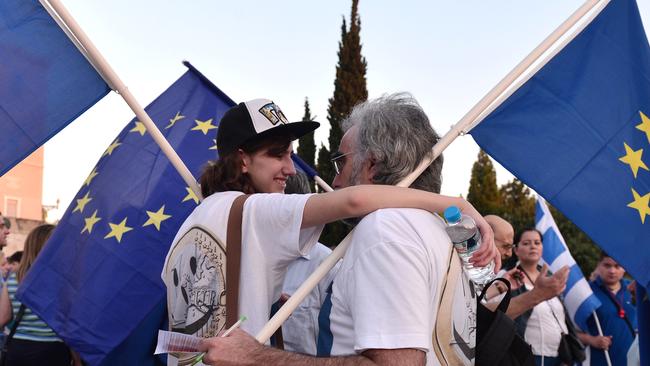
[199, 93, 499, 366]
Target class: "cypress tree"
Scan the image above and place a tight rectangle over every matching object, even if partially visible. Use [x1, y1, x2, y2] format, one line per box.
[317, 0, 368, 247]
[316, 0, 368, 188]
[297, 98, 317, 169]
[498, 178, 535, 234]
[467, 150, 501, 215]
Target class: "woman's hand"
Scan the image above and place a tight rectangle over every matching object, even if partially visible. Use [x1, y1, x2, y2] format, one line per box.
[460, 201, 501, 272]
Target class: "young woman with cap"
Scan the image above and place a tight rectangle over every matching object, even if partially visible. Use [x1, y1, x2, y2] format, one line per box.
[162, 99, 495, 364]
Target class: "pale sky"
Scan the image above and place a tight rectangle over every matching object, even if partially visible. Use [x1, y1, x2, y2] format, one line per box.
[41, 1, 650, 217]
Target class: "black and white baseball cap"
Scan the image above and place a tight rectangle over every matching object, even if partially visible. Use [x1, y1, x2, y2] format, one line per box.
[217, 98, 319, 156]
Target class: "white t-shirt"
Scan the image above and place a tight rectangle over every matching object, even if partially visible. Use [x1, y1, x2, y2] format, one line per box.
[162, 191, 323, 364]
[326, 208, 476, 366]
[281, 243, 340, 355]
[523, 284, 567, 357]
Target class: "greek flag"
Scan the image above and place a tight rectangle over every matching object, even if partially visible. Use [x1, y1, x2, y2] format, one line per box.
[535, 196, 601, 330]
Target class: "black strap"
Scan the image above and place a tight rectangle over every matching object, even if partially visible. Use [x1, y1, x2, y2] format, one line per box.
[4, 304, 26, 349]
[226, 194, 250, 329]
[600, 284, 636, 336]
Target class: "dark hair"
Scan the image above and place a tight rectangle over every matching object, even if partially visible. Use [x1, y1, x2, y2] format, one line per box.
[7, 251, 22, 263]
[200, 130, 293, 197]
[598, 250, 612, 261]
[515, 227, 543, 246]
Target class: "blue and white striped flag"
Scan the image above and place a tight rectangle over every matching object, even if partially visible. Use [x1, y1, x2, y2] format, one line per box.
[535, 196, 601, 330]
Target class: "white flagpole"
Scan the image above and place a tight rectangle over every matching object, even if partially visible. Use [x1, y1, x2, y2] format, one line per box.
[42, 0, 203, 202]
[593, 310, 613, 366]
[469, 0, 611, 133]
[256, 0, 607, 344]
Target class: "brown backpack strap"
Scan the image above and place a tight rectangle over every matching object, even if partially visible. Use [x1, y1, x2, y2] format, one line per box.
[226, 194, 250, 328]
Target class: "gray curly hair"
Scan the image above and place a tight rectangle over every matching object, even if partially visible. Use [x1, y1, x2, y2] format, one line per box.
[342, 92, 443, 193]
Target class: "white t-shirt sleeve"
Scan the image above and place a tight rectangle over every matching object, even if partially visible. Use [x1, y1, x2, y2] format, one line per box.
[243, 193, 323, 268]
[349, 241, 432, 353]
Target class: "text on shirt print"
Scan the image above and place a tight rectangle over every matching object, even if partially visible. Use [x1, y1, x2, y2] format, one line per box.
[165, 226, 227, 341]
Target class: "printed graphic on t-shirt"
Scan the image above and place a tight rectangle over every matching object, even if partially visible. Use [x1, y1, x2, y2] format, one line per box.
[452, 271, 477, 363]
[164, 226, 227, 363]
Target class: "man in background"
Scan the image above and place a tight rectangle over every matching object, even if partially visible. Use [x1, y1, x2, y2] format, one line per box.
[278, 172, 340, 354]
[578, 253, 637, 366]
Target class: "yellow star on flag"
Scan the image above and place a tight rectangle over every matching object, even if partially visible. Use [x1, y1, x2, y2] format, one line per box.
[165, 111, 185, 129]
[182, 186, 199, 204]
[81, 210, 101, 234]
[130, 121, 147, 136]
[191, 118, 217, 135]
[619, 142, 649, 178]
[627, 188, 650, 224]
[103, 139, 122, 156]
[104, 217, 133, 243]
[84, 167, 99, 187]
[209, 138, 218, 150]
[636, 111, 650, 144]
[72, 191, 92, 214]
[143, 205, 172, 231]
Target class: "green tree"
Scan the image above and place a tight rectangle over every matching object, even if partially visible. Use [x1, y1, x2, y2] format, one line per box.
[498, 178, 535, 236]
[317, 0, 368, 247]
[467, 150, 501, 215]
[297, 98, 317, 193]
[316, 0, 368, 189]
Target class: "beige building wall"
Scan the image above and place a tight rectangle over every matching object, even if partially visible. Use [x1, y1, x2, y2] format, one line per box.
[0, 147, 45, 255]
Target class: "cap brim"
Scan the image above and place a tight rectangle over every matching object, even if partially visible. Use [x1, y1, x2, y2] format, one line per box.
[256, 120, 320, 141]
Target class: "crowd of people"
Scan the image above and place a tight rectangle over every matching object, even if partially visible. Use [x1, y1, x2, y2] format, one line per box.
[0, 93, 640, 365]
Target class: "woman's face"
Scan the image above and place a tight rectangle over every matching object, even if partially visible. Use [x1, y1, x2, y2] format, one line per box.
[240, 142, 296, 193]
[515, 230, 543, 264]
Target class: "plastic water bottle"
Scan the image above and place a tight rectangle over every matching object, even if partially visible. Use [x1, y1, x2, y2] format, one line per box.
[443, 206, 495, 286]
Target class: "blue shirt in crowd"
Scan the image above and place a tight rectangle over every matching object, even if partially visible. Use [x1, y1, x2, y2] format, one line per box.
[586, 277, 636, 366]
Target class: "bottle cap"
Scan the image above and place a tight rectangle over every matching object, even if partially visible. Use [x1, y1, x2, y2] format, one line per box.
[443, 205, 462, 224]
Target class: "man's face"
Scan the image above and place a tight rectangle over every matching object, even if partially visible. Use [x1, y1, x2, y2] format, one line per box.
[0, 215, 9, 248]
[241, 142, 296, 193]
[596, 257, 625, 287]
[494, 227, 514, 261]
[332, 127, 373, 189]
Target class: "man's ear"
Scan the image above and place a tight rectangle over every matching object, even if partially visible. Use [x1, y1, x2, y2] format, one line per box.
[363, 157, 377, 183]
[239, 149, 249, 173]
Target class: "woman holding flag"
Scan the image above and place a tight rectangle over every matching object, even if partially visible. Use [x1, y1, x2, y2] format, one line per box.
[162, 98, 497, 365]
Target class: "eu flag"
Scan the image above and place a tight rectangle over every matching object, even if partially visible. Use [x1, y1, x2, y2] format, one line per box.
[470, 0, 650, 289]
[0, 0, 110, 176]
[16, 62, 235, 365]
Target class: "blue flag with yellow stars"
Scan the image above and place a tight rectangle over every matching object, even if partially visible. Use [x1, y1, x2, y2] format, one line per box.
[470, 0, 650, 289]
[16, 61, 235, 365]
[0, 0, 110, 176]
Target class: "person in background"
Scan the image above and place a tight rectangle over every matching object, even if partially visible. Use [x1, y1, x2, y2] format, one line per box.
[509, 228, 580, 366]
[277, 172, 340, 354]
[6, 251, 23, 274]
[577, 252, 637, 366]
[0, 224, 80, 366]
[485, 215, 515, 263]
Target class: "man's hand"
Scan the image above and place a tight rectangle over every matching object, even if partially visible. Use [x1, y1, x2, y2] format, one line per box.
[199, 329, 264, 366]
[588, 334, 613, 350]
[531, 264, 569, 301]
[502, 268, 525, 291]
